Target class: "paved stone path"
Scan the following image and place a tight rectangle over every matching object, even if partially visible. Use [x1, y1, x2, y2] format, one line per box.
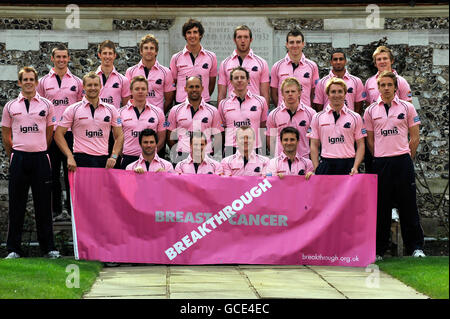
[84, 265, 429, 299]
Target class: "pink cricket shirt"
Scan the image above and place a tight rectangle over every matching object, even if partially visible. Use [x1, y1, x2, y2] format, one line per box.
[175, 154, 223, 175]
[364, 70, 412, 105]
[126, 153, 174, 172]
[221, 150, 269, 176]
[95, 66, 131, 109]
[266, 152, 314, 176]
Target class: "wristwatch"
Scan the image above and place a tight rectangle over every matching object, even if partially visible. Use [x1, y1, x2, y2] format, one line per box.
[111, 154, 118, 160]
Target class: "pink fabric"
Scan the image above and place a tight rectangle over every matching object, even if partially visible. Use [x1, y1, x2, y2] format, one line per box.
[70, 168, 377, 266]
[364, 96, 420, 157]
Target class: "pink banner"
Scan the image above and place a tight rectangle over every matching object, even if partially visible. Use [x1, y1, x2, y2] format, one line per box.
[69, 168, 377, 267]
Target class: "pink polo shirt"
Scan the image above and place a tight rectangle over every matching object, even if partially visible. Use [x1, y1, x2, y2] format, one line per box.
[119, 100, 165, 156]
[175, 154, 223, 175]
[364, 70, 412, 105]
[313, 70, 365, 111]
[266, 152, 314, 176]
[36, 68, 83, 129]
[266, 101, 316, 158]
[221, 150, 269, 176]
[308, 105, 366, 159]
[170, 46, 218, 102]
[59, 97, 121, 156]
[218, 49, 270, 96]
[167, 98, 222, 153]
[96, 66, 131, 109]
[270, 53, 319, 107]
[125, 60, 175, 111]
[126, 153, 174, 173]
[364, 96, 420, 158]
[1, 92, 55, 152]
[218, 90, 268, 149]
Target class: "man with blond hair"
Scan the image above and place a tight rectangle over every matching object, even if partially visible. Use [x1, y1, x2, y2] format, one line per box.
[218, 25, 270, 106]
[309, 78, 366, 175]
[266, 77, 316, 158]
[125, 34, 175, 114]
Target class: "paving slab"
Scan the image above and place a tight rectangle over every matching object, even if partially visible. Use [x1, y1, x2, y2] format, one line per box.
[170, 282, 253, 293]
[170, 291, 258, 299]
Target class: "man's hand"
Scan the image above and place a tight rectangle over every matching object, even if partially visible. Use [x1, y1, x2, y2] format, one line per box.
[67, 155, 77, 172]
[155, 168, 165, 173]
[349, 167, 359, 176]
[305, 172, 314, 180]
[106, 158, 117, 169]
[134, 166, 146, 174]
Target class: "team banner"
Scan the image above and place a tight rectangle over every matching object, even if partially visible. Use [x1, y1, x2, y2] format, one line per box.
[69, 168, 377, 267]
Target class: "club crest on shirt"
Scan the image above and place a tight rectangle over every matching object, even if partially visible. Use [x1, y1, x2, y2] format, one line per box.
[70, 85, 77, 91]
[304, 72, 310, 78]
[397, 113, 405, 120]
[299, 120, 306, 127]
[112, 83, 120, 88]
[252, 66, 258, 72]
[343, 122, 351, 128]
[39, 110, 46, 116]
[202, 63, 209, 69]
[155, 79, 162, 85]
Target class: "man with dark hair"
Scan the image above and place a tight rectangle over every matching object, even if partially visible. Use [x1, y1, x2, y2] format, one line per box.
[54, 72, 123, 170]
[125, 34, 175, 114]
[175, 131, 223, 175]
[364, 71, 425, 260]
[36, 43, 83, 221]
[126, 128, 174, 173]
[218, 66, 268, 157]
[119, 76, 166, 169]
[265, 127, 314, 179]
[2, 66, 60, 259]
[313, 49, 365, 115]
[170, 19, 217, 105]
[218, 25, 270, 106]
[309, 78, 366, 175]
[167, 76, 222, 164]
[271, 29, 319, 108]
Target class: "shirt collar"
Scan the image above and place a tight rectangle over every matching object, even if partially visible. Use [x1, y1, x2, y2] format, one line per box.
[81, 96, 107, 108]
[49, 68, 73, 78]
[18, 92, 41, 102]
[184, 97, 207, 110]
[280, 151, 301, 162]
[138, 153, 162, 166]
[232, 49, 254, 59]
[229, 90, 252, 101]
[235, 149, 257, 161]
[280, 101, 305, 112]
[186, 153, 211, 165]
[95, 65, 119, 76]
[325, 104, 349, 115]
[329, 69, 350, 80]
[183, 45, 205, 56]
[138, 59, 160, 70]
[285, 53, 305, 65]
[375, 95, 400, 107]
[126, 100, 152, 110]
[376, 69, 399, 78]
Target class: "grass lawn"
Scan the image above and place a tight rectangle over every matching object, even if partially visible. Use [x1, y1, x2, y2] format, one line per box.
[0, 258, 103, 299]
[376, 256, 449, 299]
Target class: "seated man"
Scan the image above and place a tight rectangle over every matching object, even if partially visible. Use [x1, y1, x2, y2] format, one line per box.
[126, 128, 174, 173]
[266, 127, 314, 179]
[221, 126, 269, 176]
[175, 131, 223, 175]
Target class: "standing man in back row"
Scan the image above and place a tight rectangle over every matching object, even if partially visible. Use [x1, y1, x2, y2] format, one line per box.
[271, 28, 319, 108]
[125, 34, 175, 114]
[170, 19, 217, 105]
[217, 25, 270, 106]
[37, 43, 83, 221]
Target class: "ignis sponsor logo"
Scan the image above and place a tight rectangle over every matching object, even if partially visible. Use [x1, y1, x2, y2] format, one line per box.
[234, 118, 251, 128]
[131, 130, 140, 138]
[101, 96, 114, 104]
[85, 129, 103, 138]
[20, 124, 39, 133]
[53, 97, 69, 106]
[328, 135, 345, 144]
[381, 127, 399, 137]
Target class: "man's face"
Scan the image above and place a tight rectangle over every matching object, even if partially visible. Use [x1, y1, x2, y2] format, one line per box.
[51, 50, 70, 71]
[230, 70, 249, 92]
[375, 52, 393, 72]
[331, 53, 346, 73]
[377, 77, 397, 100]
[281, 132, 299, 154]
[83, 77, 101, 100]
[190, 136, 206, 161]
[327, 84, 346, 107]
[131, 81, 148, 103]
[286, 35, 304, 56]
[18, 71, 38, 95]
[281, 84, 301, 106]
[141, 135, 157, 156]
[185, 77, 203, 101]
[98, 47, 117, 68]
[185, 26, 202, 47]
[236, 129, 255, 154]
[140, 42, 158, 63]
[234, 30, 252, 54]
